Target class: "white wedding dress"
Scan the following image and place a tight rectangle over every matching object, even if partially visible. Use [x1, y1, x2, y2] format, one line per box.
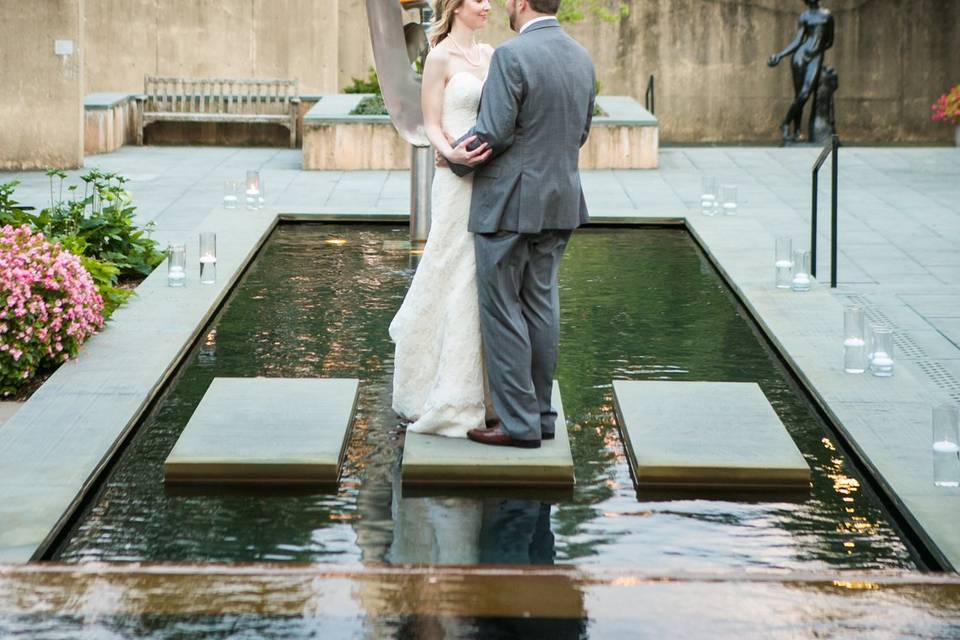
[389, 72, 495, 438]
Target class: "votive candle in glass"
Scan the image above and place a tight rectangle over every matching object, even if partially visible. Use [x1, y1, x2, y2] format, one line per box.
[245, 170, 261, 210]
[701, 176, 719, 216]
[869, 325, 894, 377]
[720, 184, 738, 215]
[167, 243, 186, 287]
[199, 232, 217, 284]
[843, 306, 867, 374]
[775, 236, 793, 289]
[933, 404, 960, 487]
[791, 249, 811, 292]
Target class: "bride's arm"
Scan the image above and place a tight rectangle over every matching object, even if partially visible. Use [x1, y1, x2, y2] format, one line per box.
[421, 47, 455, 157]
[422, 47, 489, 166]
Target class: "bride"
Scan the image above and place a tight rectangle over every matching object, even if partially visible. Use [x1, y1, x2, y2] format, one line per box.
[389, 0, 497, 438]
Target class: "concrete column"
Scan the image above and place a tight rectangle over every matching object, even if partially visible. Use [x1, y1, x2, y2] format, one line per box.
[0, 0, 85, 169]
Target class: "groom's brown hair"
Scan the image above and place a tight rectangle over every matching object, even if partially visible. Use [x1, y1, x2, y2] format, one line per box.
[528, 0, 560, 14]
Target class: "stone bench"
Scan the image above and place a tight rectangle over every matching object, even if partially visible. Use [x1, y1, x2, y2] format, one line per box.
[138, 76, 301, 148]
[303, 94, 658, 170]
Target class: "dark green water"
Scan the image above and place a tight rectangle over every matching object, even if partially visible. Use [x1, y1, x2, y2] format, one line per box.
[54, 224, 916, 571]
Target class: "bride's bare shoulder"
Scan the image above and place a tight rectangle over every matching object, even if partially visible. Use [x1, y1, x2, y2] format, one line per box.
[425, 42, 452, 66]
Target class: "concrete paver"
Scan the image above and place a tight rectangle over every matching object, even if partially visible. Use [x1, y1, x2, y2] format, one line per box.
[164, 377, 359, 484]
[613, 381, 810, 490]
[401, 382, 573, 488]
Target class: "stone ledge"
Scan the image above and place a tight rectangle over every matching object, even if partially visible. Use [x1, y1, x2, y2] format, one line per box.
[84, 92, 139, 110]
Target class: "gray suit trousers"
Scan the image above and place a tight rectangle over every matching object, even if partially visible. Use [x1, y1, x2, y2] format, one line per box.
[474, 229, 572, 442]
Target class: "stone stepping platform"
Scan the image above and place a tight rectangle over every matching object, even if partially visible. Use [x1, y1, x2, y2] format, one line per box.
[164, 377, 359, 485]
[613, 380, 810, 491]
[402, 381, 574, 488]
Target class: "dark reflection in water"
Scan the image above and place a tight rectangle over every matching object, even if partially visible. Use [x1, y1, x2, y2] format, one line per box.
[2, 567, 958, 639]
[55, 225, 916, 571]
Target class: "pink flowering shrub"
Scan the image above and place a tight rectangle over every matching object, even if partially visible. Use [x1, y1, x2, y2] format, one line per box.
[1, 224, 104, 395]
[931, 85, 960, 125]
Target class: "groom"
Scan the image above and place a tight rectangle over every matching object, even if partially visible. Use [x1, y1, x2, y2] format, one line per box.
[448, 0, 596, 448]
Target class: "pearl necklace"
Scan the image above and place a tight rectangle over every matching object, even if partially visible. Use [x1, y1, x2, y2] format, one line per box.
[449, 37, 483, 67]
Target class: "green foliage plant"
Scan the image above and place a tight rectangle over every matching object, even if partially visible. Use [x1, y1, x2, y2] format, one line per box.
[492, 0, 628, 24]
[0, 169, 166, 318]
[344, 67, 382, 95]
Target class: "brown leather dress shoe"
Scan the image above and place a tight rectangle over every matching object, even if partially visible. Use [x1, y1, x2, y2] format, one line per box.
[481, 420, 554, 441]
[467, 424, 541, 448]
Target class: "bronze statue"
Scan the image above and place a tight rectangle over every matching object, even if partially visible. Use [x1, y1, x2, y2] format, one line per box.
[811, 66, 838, 143]
[768, 0, 835, 143]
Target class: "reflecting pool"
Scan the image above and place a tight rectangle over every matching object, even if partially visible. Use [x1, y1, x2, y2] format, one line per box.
[55, 225, 916, 571]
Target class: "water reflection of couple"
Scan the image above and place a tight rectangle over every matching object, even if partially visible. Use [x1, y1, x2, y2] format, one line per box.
[389, 494, 554, 565]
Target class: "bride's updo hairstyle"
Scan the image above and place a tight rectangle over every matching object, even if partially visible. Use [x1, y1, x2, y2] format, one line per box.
[429, 0, 466, 47]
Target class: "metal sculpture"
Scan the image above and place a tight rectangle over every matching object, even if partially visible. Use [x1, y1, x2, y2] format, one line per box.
[366, 0, 434, 244]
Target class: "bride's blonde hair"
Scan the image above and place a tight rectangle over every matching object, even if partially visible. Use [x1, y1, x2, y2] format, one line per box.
[429, 0, 465, 47]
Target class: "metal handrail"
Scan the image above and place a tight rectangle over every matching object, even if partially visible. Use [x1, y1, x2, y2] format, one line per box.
[644, 74, 655, 115]
[811, 134, 840, 288]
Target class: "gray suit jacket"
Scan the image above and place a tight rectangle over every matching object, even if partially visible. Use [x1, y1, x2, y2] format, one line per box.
[450, 18, 596, 234]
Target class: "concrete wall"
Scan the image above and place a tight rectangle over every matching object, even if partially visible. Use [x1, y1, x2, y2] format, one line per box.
[83, 0, 339, 95]
[0, 0, 84, 169]
[2, 0, 955, 161]
[556, 0, 960, 143]
[348, 0, 959, 144]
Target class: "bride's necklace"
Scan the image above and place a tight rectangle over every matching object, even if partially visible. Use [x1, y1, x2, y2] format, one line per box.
[449, 36, 482, 67]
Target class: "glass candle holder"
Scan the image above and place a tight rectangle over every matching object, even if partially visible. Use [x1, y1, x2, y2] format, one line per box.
[932, 404, 960, 487]
[775, 236, 793, 289]
[869, 325, 894, 377]
[167, 243, 186, 287]
[245, 170, 261, 210]
[222, 180, 239, 209]
[701, 176, 719, 216]
[791, 249, 811, 292]
[720, 184, 738, 216]
[199, 232, 217, 285]
[843, 306, 866, 374]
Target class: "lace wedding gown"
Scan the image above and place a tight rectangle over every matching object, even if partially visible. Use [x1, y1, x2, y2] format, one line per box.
[389, 72, 494, 438]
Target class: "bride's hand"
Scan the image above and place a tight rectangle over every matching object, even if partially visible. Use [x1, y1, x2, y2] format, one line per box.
[446, 135, 492, 167]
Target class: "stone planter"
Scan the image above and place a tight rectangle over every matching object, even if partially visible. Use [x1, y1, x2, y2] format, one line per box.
[84, 93, 139, 155]
[955, 124, 959, 147]
[303, 94, 658, 170]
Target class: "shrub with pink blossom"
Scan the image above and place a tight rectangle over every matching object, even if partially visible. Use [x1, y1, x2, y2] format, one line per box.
[1, 224, 104, 396]
[931, 84, 960, 125]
